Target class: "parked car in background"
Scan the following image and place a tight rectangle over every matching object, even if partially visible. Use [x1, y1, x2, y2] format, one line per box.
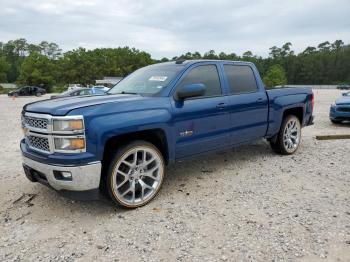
[330, 91, 350, 123]
[67, 84, 84, 91]
[337, 84, 350, 90]
[50, 88, 106, 99]
[91, 85, 110, 92]
[8, 86, 46, 97]
[20, 60, 314, 208]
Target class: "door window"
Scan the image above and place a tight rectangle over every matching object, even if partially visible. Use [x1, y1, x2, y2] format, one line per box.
[177, 65, 222, 97]
[224, 65, 258, 94]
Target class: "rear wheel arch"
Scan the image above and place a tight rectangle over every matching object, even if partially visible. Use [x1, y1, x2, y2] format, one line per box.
[282, 107, 304, 125]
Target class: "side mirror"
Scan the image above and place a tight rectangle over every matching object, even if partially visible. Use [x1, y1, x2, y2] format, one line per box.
[176, 83, 206, 100]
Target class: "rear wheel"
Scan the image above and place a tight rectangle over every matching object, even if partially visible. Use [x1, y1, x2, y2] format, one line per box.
[106, 141, 165, 208]
[331, 119, 341, 124]
[270, 115, 301, 155]
[36, 92, 42, 97]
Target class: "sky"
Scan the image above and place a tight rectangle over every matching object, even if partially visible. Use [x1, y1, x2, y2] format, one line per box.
[0, 0, 349, 59]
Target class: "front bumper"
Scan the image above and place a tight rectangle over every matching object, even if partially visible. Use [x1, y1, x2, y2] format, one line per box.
[22, 155, 102, 199]
[330, 106, 350, 121]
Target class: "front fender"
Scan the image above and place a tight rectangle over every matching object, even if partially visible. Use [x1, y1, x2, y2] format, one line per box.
[90, 109, 173, 161]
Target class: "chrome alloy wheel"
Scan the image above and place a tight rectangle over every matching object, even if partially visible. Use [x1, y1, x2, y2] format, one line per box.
[111, 146, 164, 207]
[283, 118, 300, 153]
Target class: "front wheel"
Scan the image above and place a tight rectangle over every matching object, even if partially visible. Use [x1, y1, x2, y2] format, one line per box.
[270, 115, 301, 155]
[106, 141, 165, 208]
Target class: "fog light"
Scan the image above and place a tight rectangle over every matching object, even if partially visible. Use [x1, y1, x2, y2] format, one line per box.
[61, 171, 72, 179]
[53, 170, 72, 181]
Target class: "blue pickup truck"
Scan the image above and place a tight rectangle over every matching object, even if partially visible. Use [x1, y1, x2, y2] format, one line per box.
[21, 60, 314, 208]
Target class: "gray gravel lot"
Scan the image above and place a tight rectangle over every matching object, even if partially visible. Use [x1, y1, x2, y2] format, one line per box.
[0, 90, 349, 261]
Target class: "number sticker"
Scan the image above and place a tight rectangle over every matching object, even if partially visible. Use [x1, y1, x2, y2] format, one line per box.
[149, 76, 167, 81]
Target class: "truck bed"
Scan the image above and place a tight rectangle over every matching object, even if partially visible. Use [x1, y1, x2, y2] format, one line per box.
[266, 87, 314, 137]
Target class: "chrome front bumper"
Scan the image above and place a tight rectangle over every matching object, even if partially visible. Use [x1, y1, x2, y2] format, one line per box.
[22, 156, 101, 191]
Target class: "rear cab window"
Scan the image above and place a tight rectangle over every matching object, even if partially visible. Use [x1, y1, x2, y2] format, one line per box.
[224, 65, 258, 94]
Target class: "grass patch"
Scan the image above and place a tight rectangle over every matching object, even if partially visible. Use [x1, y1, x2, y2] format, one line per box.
[49, 86, 67, 94]
[0, 87, 14, 94]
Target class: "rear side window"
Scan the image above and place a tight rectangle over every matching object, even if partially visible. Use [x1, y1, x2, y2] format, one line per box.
[178, 65, 221, 97]
[224, 65, 258, 94]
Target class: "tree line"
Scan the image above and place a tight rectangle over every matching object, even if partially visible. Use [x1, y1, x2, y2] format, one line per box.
[0, 38, 349, 91]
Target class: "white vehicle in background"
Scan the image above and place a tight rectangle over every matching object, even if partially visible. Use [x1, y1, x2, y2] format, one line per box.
[68, 84, 84, 91]
[91, 85, 110, 92]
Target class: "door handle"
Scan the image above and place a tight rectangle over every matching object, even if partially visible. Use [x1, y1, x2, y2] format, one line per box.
[216, 102, 227, 109]
[256, 98, 265, 104]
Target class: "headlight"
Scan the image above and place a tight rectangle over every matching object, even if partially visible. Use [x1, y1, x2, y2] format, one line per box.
[54, 137, 85, 151]
[53, 118, 84, 132]
[331, 102, 336, 107]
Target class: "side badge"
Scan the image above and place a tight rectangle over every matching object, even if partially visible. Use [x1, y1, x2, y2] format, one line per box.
[180, 130, 193, 137]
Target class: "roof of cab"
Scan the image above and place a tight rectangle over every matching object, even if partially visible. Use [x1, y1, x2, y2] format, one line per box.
[153, 59, 254, 67]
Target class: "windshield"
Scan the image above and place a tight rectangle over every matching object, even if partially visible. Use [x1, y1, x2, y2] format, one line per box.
[108, 65, 182, 95]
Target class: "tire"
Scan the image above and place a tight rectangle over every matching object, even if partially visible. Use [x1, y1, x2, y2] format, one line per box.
[106, 140, 165, 208]
[36, 92, 42, 97]
[331, 119, 341, 124]
[270, 115, 301, 155]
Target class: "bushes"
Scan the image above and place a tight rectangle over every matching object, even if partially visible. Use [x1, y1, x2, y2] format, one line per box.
[263, 65, 287, 87]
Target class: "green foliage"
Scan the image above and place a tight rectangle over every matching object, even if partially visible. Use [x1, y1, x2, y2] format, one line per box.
[50, 85, 67, 93]
[56, 47, 153, 86]
[1, 38, 350, 87]
[0, 86, 14, 94]
[17, 52, 56, 90]
[263, 65, 287, 87]
[0, 56, 10, 82]
[173, 40, 350, 85]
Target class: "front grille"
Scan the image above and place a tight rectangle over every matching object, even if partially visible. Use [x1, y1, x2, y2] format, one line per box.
[27, 135, 50, 152]
[24, 116, 48, 130]
[337, 107, 350, 112]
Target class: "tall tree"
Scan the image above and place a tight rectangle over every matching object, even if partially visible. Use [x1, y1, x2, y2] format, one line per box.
[263, 65, 287, 87]
[0, 56, 10, 82]
[17, 52, 56, 90]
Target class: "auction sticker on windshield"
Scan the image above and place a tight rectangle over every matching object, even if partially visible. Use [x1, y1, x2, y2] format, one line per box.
[149, 76, 167, 81]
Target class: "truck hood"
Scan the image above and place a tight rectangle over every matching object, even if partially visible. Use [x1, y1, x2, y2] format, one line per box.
[336, 97, 350, 105]
[24, 94, 146, 116]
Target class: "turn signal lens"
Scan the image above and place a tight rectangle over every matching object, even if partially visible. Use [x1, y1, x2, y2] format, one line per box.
[71, 138, 85, 149]
[54, 137, 85, 151]
[69, 120, 84, 130]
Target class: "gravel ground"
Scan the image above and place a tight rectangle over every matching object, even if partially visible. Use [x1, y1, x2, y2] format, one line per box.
[0, 90, 349, 262]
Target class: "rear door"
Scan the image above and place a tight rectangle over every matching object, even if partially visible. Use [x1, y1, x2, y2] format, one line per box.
[223, 63, 268, 145]
[171, 63, 231, 158]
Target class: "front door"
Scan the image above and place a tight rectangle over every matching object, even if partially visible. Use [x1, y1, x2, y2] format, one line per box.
[171, 64, 231, 158]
